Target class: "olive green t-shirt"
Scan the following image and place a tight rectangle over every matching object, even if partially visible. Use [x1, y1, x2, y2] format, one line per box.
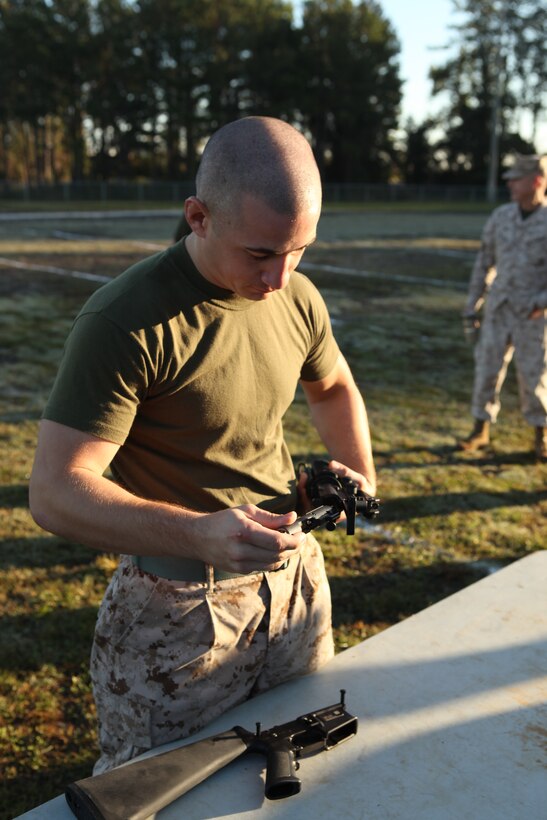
[44, 239, 340, 513]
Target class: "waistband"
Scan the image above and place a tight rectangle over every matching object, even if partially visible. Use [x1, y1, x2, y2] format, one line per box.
[131, 554, 245, 582]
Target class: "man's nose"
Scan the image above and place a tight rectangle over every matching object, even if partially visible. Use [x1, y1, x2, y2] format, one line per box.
[261, 255, 293, 290]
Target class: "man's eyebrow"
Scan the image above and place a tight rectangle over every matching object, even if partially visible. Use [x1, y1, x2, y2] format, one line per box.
[245, 237, 316, 255]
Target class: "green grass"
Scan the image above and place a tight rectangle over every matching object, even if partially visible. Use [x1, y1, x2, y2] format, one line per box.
[0, 226, 545, 817]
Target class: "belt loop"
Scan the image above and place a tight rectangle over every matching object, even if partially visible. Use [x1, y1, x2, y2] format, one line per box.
[205, 563, 215, 590]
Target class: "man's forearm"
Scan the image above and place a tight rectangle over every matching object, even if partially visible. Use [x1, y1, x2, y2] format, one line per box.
[30, 439, 305, 577]
[30, 467, 203, 558]
[465, 216, 497, 314]
[30, 468, 304, 573]
[307, 382, 376, 494]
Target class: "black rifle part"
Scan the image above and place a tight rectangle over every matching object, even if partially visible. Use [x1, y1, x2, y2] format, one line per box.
[282, 459, 380, 535]
[65, 691, 357, 820]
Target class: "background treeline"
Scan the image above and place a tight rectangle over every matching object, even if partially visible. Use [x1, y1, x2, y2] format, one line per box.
[0, 0, 545, 186]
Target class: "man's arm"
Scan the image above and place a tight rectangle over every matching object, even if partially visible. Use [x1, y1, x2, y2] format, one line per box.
[300, 354, 376, 496]
[528, 288, 547, 319]
[464, 213, 497, 315]
[29, 420, 303, 574]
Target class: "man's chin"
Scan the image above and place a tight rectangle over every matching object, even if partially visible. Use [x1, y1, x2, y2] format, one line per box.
[242, 289, 275, 301]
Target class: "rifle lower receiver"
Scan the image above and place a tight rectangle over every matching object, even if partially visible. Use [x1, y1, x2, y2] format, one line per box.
[237, 689, 357, 800]
[65, 691, 357, 819]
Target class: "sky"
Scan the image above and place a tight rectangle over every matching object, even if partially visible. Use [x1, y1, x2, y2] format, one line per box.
[378, 0, 455, 126]
[322, 0, 546, 151]
[379, 0, 546, 149]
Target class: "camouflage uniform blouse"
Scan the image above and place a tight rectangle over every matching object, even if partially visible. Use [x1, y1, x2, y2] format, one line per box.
[465, 201, 547, 319]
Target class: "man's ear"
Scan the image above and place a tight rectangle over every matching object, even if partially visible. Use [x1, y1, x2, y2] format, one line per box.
[184, 196, 210, 237]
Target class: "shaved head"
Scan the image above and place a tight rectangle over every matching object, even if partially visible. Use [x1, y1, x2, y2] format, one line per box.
[196, 117, 322, 226]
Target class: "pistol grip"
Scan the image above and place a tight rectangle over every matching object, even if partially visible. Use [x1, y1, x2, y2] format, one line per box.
[264, 743, 301, 800]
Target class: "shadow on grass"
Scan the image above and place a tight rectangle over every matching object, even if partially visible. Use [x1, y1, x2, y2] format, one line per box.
[329, 559, 491, 630]
[0, 757, 97, 820]
[377, 445, 541, 469]
[0, 605, 98, 670]
[379, 488, 547, 522]
[0, 483, 29, 508]
[0, 535, 99, 570]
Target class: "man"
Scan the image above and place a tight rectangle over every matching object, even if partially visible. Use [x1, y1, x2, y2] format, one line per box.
[173, 212, 191, 242]
[458, 153, 547, 459]
[29, 117, 376, 774]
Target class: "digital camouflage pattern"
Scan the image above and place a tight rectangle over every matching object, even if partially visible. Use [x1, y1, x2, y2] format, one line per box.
[464, 202, 547, 425]
[90, 535, 334, 774]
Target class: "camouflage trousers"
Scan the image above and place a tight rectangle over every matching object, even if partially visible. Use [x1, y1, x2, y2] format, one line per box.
[90, 534, 334, 774]
[472, 304, 547, 426]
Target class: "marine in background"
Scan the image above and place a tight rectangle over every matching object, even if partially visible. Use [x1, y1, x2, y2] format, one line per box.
[458, 153, 547, 460]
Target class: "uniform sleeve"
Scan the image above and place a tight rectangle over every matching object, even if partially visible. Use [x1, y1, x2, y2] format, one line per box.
[42, 312, 154, 444]
[528, 229, 547, 312]
[298, 278, 340, 382]
[464, 212, 498, 314]
[528, 289, 547, 313]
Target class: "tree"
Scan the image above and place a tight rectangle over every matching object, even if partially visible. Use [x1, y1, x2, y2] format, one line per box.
[402, 118, 437, 184]
[0, 0, 64, 182]
[85, 0, 154, 179]
[229, 1, 300, 122]
[135, 0, 206, 178]
[47, 0, 95, 180]
[429, 0, 545, 186]
[0, 0, 405, 183]
[296, 0, 402, 183]
[135, 0, 298, 178]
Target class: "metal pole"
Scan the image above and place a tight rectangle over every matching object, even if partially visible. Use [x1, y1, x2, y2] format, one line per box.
[486, 0, 509, 204]
[486, 81, 502, 204]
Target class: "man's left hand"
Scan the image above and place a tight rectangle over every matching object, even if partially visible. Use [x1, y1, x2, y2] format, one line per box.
[296, 458, 376, 514]
[327, 459, 376, 497]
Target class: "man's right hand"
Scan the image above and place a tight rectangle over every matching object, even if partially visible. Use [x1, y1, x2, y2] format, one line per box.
[190, 506, 305, 574]
[462, 312, 480, 344]
[30, 421, 305, 574]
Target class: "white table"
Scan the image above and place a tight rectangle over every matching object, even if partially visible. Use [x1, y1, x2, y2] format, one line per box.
[18, 550, 547, 820]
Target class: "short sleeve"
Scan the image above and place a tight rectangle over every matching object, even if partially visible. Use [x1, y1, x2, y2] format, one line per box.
[297, 278, 340, 382]
[43, 312, 152, 444]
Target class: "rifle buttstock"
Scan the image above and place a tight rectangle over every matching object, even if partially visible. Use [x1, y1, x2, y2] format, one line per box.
[65, 730, 249, 820]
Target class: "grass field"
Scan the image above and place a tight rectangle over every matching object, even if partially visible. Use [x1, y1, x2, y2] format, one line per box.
[1, 205, 545, 818]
